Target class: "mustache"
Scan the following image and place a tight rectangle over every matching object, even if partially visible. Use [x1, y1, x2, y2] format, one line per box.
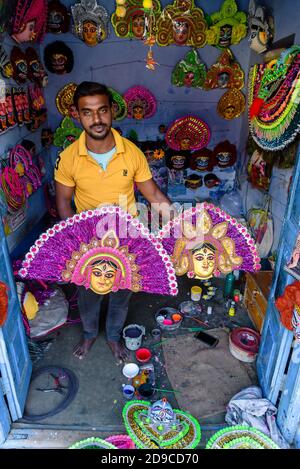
[90, 123, 107, 129]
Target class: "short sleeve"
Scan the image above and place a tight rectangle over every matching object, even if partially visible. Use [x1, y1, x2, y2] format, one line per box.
[54, 151, 75, 187]
[133, 148, 152, 183]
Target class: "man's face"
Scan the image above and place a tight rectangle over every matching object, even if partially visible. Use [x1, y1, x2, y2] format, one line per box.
[78, 93, 113, 141]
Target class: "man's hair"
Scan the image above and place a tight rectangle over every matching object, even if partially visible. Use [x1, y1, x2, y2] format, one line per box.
[73, 81, 113, 110]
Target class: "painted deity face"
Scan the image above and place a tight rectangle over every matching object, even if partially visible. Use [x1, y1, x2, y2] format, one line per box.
[90, 261, 117, 294]
[15, 59, 28, 82]
[132, 105, 144, 120]
[82, 20, 98, 46]
[192, 245, 216, 279]
[131, 15, 145, 39]
[180, 138, 191, 150]
[13, 20, 37, 43]
[171, 155, 186, 169]
[184, 72, 194, 87]
[51, 53, 67, 73]
[173, 19, 189, 45]
[216, 151, 231, 167]
[217, 71, 230, 88]
[219, 25, 232, 47]
[224, 105, 236, 119]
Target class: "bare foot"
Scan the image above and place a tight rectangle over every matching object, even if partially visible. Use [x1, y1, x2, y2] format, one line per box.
[73, 338, 96, 360]
[107, 341, 129, 362]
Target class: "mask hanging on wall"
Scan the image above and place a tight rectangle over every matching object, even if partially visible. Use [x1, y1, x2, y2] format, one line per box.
[53, 116, 82, 149]
[213, 140, 237, 168]
[248, 0, 274, 54]
[249, 46, 300, 151]
[71, 0, 109, 46]
[11, 0, 48, 43]
[44, 41, 74, 74]
[11, 46, 28, 84]
[112, 0, 161, 41]
[109, 87, 128, 121]
[0, 45, 13, 79]
[184, 173, 202, 190]
[171, 49, 207, 88]
[190, 148, 215, 172]
[206, 0, 247, 48]
[56, 83, 79, 120]
[124, 86, 157, 120]
[217, 89, 246, 120]
[204, 49, 244, 90]
[166, 150, 190, 171]
[165, 115, 211, 152]
[156, 0, 207, 47]
[47, 0, 70, 34]
[26, 47, 48, 87]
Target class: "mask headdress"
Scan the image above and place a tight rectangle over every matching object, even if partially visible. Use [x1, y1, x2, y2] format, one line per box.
[19, 206, 178, 296]
[156, 0, 207, 47]
[165, 115, 211, 151]
[158, 203, 260, 280]
[71, 0, 109, 46]
[124, 86, 157, 120]
[248, 46, 300, 150]
[171, 49, 207, 88]
[206, 0, 247, 48]
[12, 0, 48, 43]
[248, 0, 274, 54]
[56, 83, 79, 119]
[204, 49, 244, 90]
[213, 140, 237, 168]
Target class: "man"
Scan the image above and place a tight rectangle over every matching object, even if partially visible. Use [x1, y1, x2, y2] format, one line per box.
[54, 81, 172, 362]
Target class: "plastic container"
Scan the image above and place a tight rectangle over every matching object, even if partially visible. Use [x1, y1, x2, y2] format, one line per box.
[224, 272, 235, 299]
[191, 286, 202, 301]
[122, 363, 140, 379]
[135, 348, 152, 363]
[155, 307, 183, 331]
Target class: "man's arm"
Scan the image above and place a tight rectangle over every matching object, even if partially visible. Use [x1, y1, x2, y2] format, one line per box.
[136, 178, 175, 223]
[55, 181, 75, 220]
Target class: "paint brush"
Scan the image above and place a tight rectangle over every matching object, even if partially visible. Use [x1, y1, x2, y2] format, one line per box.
[190, 316, 209, 327]
[154, 388, 181, 394]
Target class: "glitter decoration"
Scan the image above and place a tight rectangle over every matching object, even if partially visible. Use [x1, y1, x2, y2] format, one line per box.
[206, 0, 247, 48]
[165, 115, 211, 151]
[69, 437, 117, 449]
[158, 202, 260, 280]
[124, 85, 157, 120]
[217, 89, 246, 120]
[248, 46, 300, 151]
[206, 425, 279, 449]
[53, 117, 82, 149]
[204, 48, 244, 91]
[19, 206, 178, 297]
[56, 83, 78, 119]
[109, 87, 128, 121]
[122, 398, 201, 449]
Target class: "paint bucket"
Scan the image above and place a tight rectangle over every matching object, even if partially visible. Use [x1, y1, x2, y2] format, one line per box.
[122, 384, 135, 400]
[123, 324, 146, 351]
[137, 383, 155, 398]
[191, 286, 202, 301]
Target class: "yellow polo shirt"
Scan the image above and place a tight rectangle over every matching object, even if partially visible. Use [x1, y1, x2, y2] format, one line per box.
[54, 128, 152, 215]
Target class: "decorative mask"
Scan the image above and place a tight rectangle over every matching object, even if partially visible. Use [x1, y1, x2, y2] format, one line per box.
[140, 141, 165, 165]
[71, 0, 109, 46]
[44, 41, 74, 74]
[47, 0, 70, 34]
[18, 207, 178, 297]
[206, 0, 247, 48]
[11, 0, 47, 43]
[172, 49, 207, 88]
[111, 0, 161, 40]
[156, 0, 207, 47]
[184, 174, 202, 190]
[41, 128, 54, 148]
[26, 47, 48, 87]
[124, 86, 157, 120]
[190, 148, 215, 172]
[166, 150, 189, 171]
[53, 116, 82, 149]
[249, 46, 300, 151]
[12, 87, 26, 125]
[0, 45, 13, 79]
[213, 140, 237, 168]
[158, 203, 260, 280]
[27, 83, 47, 130]
[123, 397, 201, 449]
[11, 46, 28, 84]
[109, 87, 128, 121]
[5, 90, 16, 128]
[217, 89, 246, 120]
[248, 0, 274, 54]
[204, 49, 244, 90]
[165, 115, 211, 151]
[204, 173, 221, 188]
[56, 83, 79, 120]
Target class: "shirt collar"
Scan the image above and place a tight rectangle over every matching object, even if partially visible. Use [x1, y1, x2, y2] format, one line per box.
[79, 127, 125, 157]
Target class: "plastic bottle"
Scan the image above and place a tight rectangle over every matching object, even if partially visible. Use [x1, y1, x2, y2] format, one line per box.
[223, 272, 235, 300]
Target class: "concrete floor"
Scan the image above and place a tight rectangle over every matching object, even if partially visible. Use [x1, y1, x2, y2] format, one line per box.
[4, 275, 258, 448]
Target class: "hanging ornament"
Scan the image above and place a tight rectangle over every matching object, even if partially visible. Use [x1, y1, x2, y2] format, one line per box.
[47, 0, 70, 34]
[248, 46, 300, 150]
[56, 83, 79, 120]
[217, 89, 246, 120]
[165, 115, 211, 151]
[156, 0, 207, 47]
[206, 0, 247, 48]
[11, 0, 48, 43]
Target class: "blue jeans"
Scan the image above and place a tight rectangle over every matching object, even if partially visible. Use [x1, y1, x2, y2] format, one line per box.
[78, 287, 132, 342]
